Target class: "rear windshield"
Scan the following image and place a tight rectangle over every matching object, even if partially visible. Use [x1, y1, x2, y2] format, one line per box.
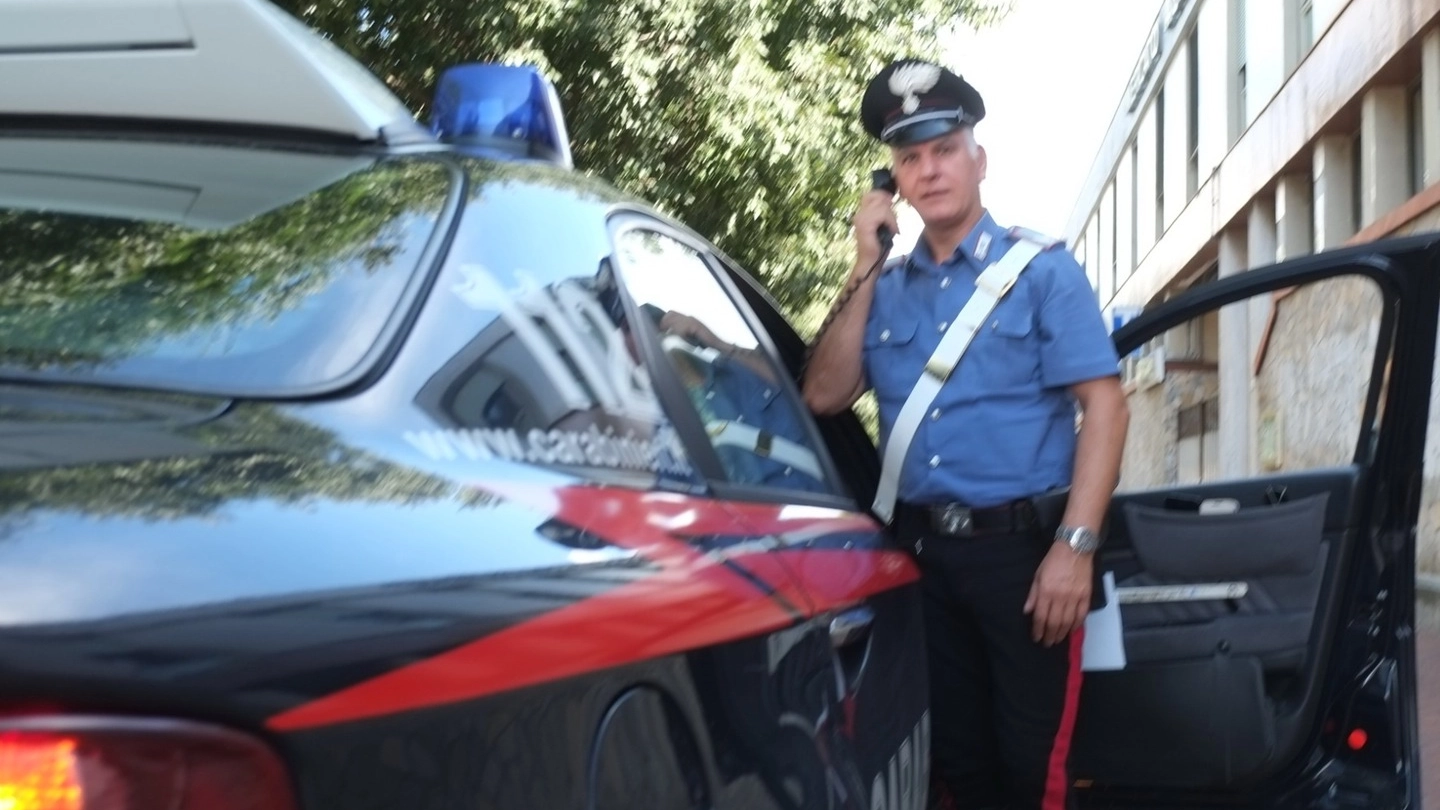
[0, 144, 453, 395]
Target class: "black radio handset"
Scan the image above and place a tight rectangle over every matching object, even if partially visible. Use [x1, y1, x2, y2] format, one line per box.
[871, 168, 897, 253]
[804, 167, 899, 361]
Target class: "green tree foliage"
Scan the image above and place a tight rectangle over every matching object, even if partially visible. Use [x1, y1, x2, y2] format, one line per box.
[0, 159, 451, 368]
[0, 394, 490, 522]
[274, 0, 1005, 331]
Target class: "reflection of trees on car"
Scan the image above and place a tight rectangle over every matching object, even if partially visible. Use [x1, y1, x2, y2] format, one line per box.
[0, 401, 487, 523]
[0, 160, 449, 369]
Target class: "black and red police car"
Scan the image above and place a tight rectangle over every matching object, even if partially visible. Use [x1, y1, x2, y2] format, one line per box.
[0, 1, 1430, 808]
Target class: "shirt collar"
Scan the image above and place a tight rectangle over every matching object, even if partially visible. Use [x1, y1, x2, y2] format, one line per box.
[907, 210, 1003, 275]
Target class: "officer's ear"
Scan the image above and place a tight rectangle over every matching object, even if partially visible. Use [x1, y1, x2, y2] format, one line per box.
[963, 127, 987, 179]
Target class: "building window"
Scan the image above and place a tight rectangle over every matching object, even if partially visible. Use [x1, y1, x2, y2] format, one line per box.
[1075, 234, 1094, 294]
[1177, 399, 1220, 484]
[1299, 0, 1314, 51]
[1237, 66, 1248, 131]
[1156, 90, 1166, 241]
[1409, 79, 1425, 194]
[1187, 29, 1201, 198]
[1127, 140, 1140, 273]
[1098, 183, 1114, 304]
[1086, 215, 1101, 301]
[1234, 0, 1248, 139]
[1168, 268, 1218, 361]
[1110, 181, 1120, 292]
[1352, 129, 1363, 232]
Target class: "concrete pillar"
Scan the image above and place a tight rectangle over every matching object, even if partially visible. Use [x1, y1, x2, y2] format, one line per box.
[1218, 225, 1251, 479]
[1247, 197, 1278, 356]
[1247, 196, 1279, 271]
[1423, 28, 1440, 187]
[1313, 135, 1356, 250]
[1247, 197, 1278, 475]
[1361, 86, 1409, 227]
[1276, 173, 1314, 260]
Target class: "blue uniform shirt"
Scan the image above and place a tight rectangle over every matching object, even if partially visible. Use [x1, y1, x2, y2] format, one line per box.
[679, 350, 830, 494]
[862, 211, 1120, 507]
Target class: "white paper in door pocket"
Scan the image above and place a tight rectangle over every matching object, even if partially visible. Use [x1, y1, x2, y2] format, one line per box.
[1081, 571, 1125, 671]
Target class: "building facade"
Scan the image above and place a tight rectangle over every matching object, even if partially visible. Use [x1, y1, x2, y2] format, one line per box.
[1066, 0, 1440, 576]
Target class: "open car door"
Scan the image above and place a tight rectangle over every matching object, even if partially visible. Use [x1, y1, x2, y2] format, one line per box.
[1071, 234, 1438, 809]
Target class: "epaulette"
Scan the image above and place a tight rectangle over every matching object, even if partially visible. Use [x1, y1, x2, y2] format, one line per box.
[1008, 226, 1064, 250]
[881, 253, 909, 274]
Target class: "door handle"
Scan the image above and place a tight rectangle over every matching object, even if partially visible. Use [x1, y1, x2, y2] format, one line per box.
[829, 606, 875, 648]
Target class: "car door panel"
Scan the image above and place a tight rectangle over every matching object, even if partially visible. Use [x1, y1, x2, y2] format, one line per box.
[1073, 468, 1363, 788]
[726, 503, 929, 810]
[1103, 468, 1360, 670]
[1064, 239, 1438, 807]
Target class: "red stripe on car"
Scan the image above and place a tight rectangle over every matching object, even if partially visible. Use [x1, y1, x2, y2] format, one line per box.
[267, 483, 917, 731]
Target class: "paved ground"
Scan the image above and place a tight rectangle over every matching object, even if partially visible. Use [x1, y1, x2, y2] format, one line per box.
[1420, 627, 1437, 809]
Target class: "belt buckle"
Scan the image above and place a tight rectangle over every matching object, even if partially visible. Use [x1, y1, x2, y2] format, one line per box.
[923, 358, 953, 382]
[976, 273, 1015, 299]
[937, 504, 973, 536]
[754, 431, 773, 457]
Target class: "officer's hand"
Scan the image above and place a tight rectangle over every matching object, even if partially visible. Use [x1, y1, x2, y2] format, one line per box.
[659, 311, 721, 349]
[1023, 543, 1094, 647]
[851, 189, 899, 270]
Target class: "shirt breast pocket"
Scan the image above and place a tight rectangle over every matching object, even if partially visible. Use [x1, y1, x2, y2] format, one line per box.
[863, 318, 921, 399]
[976, 304, 1040, 388]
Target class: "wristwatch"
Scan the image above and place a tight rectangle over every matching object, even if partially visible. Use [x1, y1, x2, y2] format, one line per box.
[1055, 524, 1101, 554]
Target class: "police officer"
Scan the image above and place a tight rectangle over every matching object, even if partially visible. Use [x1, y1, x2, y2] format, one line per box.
[802, 58, 1129, 810]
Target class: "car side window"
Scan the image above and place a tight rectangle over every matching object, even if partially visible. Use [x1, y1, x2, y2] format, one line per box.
[404, 199, 700, 491]
[1115, 273, 1386, 492]
[611, 228, 839, 498]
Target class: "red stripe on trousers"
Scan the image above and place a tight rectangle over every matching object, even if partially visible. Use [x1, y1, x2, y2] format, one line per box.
[1042, 627, 1085, 810]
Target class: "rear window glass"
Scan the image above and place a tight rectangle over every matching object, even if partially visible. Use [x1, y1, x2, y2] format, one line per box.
[0, 147, 452, 395]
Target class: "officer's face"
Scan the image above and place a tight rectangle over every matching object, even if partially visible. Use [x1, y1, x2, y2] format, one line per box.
[891, 128, 987, 231]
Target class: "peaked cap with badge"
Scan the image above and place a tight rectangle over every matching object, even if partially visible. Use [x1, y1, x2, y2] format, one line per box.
[860, 58, 985, 146]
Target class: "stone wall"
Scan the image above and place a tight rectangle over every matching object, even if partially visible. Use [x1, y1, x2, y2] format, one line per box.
[1119, 381, 1170, 492]
[1254, 275, 1381, 473]
[1252, 258, 1439, 576]
[1119, 366, 1219, 492]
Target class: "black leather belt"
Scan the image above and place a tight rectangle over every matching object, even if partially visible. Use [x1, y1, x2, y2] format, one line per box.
[894, 495, 1058, 539]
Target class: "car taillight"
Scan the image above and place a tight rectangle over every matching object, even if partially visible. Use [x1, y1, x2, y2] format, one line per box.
[0, 717, 297, 810]
[0, 733, 81, 810]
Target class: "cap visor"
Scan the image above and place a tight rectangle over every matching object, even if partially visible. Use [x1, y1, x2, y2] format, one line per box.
[883, 117, 965, 146]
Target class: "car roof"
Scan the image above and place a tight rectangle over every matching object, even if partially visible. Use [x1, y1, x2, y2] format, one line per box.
[0, 0, 634, 227]
[0, 0, 429, 145]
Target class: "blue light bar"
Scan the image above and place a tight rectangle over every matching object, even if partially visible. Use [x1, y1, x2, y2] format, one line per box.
[429, 63, 573, 168]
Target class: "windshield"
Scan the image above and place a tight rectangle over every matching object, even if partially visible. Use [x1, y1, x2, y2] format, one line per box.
[0, 139, 454, 395]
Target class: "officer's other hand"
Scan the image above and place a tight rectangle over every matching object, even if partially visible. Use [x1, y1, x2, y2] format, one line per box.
[1023, 543, 1094, 646]
[851, 189, 899, 270]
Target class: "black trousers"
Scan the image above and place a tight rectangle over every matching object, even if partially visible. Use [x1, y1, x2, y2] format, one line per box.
[906, 522, 1085, 810]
